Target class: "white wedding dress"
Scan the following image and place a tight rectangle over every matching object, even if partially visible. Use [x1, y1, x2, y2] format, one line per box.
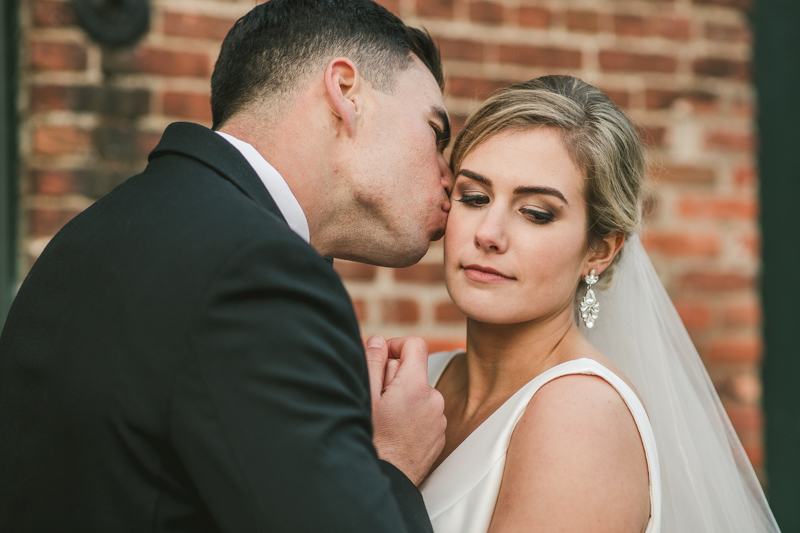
[420, 350, 662, 533]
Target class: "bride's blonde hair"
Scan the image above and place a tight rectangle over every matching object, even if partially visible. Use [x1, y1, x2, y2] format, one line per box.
[450, 75, 645, 288]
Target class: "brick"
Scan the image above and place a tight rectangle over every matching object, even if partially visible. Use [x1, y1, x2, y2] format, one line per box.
[446, 77, 514, 100]
[382, 298, 419, 324]
[425, 338, 467, 353]
[334, 260, 378, 281]
[29, 207, 81, 236]
[707, 336, 762, 363]
[394, 263, 445, 283]
[650, 164, 715, 184]
[673, 301, 713, 330]
[163, 91, 212, 122]
[33, 1, 76, 27]
[734, 165, 756, 186]
[614, 15, 644, 37]
[375, 0, 400, 14]
[643, 231, 720, 257]
[450, 113, 468, 138]
[706, 130, 754, 152]
[645, 89, 717, 111]
[724, 302, 761, 327]
[517, 6, 551, 28]
[693, 58, 750, 80]
[738, 233, 759, 258]
[743, 443, 763, 469]
[652, 17, 691, 41]
[436, 38, 483, 62]
[566, 10, 599, 33]
[637, 124, 667, 147]
[498, 45, 582, 69]
[693, 0, 751, 10]
[94, 127, 147, 160]
[137, 133, 162, 158]
[724, 404, 763, 434]
[417, 0, 454, 19]
[163, 12, 236, 41]
[645, 89, 680, 109]
[470, 2, 504, 25]
[705, 22, 751, 43]
[600, 51, 677, 73]
[678, 196, 757, 219]
[730, 373, 762, 405]
[103, 47, 210, 78]
[679, 271, 753, 291]
[31, 169, 79, 195]
[352, 299, 367, 322]
[435, 302, 467, 324]
[598, 88, 630, 108]
[29, 39, 87, 71]
[33, 125, 92, 155]
[30, 85, 150, 117]
[30, 85, 71, 111]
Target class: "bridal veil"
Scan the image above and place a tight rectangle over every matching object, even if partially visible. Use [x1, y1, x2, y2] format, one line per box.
[580, 234, 780, 532]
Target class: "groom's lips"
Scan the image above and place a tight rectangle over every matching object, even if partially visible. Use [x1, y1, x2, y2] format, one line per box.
[462, 264, 515, 282]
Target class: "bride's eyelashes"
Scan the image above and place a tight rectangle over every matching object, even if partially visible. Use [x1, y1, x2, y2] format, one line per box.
[456, 193, 556, 224]
[455, 193, 490, 207]
[520, 207, 554, 224]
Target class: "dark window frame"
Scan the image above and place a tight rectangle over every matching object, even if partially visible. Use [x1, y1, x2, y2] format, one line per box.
[0, 0, 18, 325]
[756, 0, 800, 529]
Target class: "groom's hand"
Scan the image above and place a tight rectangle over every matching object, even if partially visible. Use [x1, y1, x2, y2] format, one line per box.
[365, 335, 446, 486]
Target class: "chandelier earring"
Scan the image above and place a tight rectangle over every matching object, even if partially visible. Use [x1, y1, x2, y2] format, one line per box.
[580, 269, 600, 328]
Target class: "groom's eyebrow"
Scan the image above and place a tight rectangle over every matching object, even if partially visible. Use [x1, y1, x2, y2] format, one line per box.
[457, 169, 569, 204]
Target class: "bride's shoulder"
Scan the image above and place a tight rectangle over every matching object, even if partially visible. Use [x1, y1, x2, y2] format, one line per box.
[491, 368, 650, 530]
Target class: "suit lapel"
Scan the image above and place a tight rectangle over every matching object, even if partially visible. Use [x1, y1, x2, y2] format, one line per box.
[148, 122, 286, 223]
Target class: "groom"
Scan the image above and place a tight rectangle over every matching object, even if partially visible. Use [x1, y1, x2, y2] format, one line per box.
[0, 0, 452, 531]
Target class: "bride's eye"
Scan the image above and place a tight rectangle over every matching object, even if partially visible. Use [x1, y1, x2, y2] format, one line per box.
[521, 208, 554, 224]
[456, 194, 489, 208]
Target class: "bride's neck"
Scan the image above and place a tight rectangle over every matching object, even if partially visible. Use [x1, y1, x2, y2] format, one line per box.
[461, 309, 581, 408]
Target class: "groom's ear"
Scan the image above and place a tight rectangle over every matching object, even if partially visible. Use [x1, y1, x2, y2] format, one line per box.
[588, 231, 625, 276]
[324, 58, 362, 138]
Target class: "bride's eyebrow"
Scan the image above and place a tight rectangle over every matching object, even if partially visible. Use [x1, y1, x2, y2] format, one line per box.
[458, 169, 568, 204]
[513, 185, 568, 205]
[457, 169, 491, 186]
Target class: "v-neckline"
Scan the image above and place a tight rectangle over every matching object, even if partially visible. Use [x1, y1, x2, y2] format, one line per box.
[421, 352, 602, 518]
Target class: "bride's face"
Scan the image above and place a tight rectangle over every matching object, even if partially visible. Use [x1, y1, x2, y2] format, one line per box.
[444, 127, 591, 325]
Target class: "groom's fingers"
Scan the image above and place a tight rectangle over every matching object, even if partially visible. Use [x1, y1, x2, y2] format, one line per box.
[386, 337, 429, 383]
[364, 335, 389, 401]
[383, 358, 400, 390]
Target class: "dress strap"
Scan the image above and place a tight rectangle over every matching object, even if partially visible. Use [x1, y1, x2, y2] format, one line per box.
[427, 350, 463, 387]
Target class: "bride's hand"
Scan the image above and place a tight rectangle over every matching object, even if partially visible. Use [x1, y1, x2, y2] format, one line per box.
[365, 335, 447, 486]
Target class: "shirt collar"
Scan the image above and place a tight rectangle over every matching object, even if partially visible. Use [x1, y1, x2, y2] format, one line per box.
[215, 131, 310, 244]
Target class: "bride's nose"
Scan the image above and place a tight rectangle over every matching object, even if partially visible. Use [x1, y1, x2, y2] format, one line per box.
[474, 208, 508, 253]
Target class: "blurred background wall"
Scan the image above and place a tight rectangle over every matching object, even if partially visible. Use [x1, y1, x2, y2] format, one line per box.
[3, 0, 797, 526]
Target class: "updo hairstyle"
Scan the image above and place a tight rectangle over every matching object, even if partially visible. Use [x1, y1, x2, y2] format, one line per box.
[450, 75, 645, 289]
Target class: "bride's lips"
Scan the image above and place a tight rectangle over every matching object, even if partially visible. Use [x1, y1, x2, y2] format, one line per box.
[462, 264, 515, 282]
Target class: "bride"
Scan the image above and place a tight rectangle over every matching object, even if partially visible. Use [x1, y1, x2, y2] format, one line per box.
[392, 76, 780, 532]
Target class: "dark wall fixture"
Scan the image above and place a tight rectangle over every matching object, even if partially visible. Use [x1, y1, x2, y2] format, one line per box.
[73, 0, 149, 47]
[756, 0, 800, 530]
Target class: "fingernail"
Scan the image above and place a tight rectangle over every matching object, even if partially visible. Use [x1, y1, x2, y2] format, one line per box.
[366, 335, 385, 348]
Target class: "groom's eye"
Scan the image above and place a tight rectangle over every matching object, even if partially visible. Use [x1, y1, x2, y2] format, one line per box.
[456, 194, 490, 207]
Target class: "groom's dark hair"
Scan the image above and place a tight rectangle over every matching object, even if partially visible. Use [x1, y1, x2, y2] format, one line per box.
[210, 0, 443, 129]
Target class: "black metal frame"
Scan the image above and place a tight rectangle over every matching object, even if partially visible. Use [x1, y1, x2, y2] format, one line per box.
[756, 0, 800, 529]
[0, 0, 19, 326]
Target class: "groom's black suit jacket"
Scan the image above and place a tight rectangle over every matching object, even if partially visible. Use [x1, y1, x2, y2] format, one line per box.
[0, 123, 432, 533]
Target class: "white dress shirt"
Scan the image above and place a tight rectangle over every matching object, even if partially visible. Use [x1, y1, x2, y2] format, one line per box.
[216, 131, 310, 243]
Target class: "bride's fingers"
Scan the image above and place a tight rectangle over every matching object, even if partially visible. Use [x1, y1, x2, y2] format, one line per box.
[383, 358, 400, 390]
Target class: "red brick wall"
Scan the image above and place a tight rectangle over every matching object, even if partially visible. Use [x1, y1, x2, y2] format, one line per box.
[18, 0, 760, 474]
